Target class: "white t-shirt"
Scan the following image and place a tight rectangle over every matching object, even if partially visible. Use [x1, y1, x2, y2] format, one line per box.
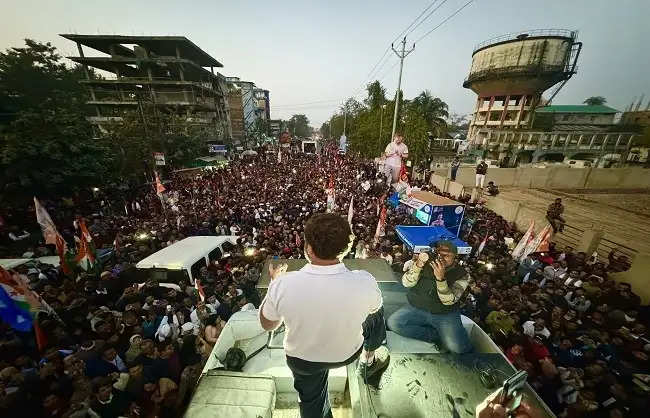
[260, 263, 382, 362]
[384, 141, 408, 167]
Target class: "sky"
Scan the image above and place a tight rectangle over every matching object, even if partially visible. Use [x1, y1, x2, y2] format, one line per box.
[2, 0, 649, 127]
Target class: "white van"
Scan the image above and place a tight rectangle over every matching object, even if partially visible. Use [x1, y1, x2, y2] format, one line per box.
[135, 236, 238, 284]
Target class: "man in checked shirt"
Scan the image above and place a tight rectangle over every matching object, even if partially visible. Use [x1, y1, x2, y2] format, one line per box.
[387, 240, 473, 353]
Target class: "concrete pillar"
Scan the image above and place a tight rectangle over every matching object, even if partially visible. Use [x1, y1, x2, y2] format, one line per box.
[576, 228, 603, 255]
[499, 95, 510, 127]
[483, 96, 495, 127]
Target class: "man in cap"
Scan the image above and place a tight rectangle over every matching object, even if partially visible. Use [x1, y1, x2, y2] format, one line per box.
[387, 240, 473, 353]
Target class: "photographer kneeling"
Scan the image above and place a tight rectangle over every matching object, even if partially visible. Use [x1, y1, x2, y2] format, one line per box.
[387, 240, 473, 354]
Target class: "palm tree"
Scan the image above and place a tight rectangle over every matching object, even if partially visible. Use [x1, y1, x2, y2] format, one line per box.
[410, 90, 449, 136]
[583, 96, 607, 106]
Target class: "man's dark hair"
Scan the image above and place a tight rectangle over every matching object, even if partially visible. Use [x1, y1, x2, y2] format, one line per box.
[304, 213, 352, 260]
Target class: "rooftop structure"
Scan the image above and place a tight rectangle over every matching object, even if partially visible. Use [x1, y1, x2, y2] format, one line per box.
[61, 34, 232, 140]
[464, 29, 582, 145]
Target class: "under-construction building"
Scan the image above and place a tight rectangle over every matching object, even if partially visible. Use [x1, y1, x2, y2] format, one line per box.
[61, 34, 231, 141]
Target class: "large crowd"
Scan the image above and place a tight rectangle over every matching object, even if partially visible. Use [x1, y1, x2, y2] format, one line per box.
[0, 146, 647, 418]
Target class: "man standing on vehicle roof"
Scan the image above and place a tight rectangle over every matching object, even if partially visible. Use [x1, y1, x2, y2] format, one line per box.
[387, 240, 473, 354]
[383, 133, 408, 185]
[259, 213, 388, 418]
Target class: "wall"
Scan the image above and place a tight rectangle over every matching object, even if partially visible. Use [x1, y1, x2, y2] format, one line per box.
[434, 167, 650, 190]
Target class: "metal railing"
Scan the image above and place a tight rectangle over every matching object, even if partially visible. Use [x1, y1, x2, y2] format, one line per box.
[552, 223, 583, 250]
[596, 237, 638, 265]
[472, 29, 576, 52]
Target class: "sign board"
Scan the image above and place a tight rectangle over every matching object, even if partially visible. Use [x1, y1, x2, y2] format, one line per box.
[209, 144, 226, 153]
[153, 152, 165, 166]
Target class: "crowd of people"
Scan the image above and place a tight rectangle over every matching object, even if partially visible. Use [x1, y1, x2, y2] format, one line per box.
[0, 142, 647, 418]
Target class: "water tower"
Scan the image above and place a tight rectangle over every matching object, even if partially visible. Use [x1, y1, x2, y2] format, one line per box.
[463, 29, 581, 146]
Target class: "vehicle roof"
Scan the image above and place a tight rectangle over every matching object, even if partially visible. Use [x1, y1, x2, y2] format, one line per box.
[0, 256, 61, 270]
[135, 236, 237, 270]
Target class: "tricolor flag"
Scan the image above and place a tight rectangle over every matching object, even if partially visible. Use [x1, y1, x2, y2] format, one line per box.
[155, 171, 166, 195]
[512, 221, 535, 260]
[195, 278, 205, 302]
[373, 206, 387, 245]
[295, 232, 302, 248]
[0, 268, 46, 332]
[347, 196, 354, 226]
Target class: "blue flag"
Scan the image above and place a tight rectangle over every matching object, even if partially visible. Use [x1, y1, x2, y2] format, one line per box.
[0, 285, 33, 332]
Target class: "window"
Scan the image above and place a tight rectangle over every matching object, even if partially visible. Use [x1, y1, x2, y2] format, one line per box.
[190, 259, 207, 280]
[562, 115, 570, 121]
[208, 247, 222, 263]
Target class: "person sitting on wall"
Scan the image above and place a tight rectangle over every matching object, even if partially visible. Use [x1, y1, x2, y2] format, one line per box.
[546, 198, 566, 233]
[486, 181, 499, 196]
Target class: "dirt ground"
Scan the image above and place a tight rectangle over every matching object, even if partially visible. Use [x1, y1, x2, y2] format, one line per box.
[496, 187, 650, 254]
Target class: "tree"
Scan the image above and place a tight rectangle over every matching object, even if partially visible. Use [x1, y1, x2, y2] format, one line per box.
[287, 114, 311, 137]
[583, 96, 607, 106]
[364, 80, 386, 110]
[0, 40, 111, 202]
[409, 90, 449, 137]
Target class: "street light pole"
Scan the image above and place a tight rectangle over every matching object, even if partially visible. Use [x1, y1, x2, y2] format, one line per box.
[390, 37, 415, 141]
[343, 105, 347, 136]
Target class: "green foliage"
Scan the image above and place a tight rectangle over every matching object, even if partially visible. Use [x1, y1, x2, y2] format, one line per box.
[1, 107, 112, 200]
[325, 81, 450, 166]
[286, 114, 311, 137]
[583, 96, 607, 106]
[364, 81, 386, 110]
[0, 40, 110, 202]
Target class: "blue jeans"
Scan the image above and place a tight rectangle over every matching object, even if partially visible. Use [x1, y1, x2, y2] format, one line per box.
[387, 304, 473, 354]
[450, 167, 458, 181]
[286, 307, 386, 418]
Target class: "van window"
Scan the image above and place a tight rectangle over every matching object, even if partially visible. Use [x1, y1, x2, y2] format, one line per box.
[190, 259, 207, 280]
[208, 247, 222, 263]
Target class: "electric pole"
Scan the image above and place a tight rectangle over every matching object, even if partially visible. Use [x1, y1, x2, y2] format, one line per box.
[390, 37, 415, 141]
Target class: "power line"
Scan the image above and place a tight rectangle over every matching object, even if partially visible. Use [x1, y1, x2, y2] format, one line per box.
[405, 0, 449, 37]
[413, 0, 475, 44]
[341, 0, 447, 106]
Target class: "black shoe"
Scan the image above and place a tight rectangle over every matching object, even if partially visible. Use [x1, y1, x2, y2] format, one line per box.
[356, 354, 390, 383]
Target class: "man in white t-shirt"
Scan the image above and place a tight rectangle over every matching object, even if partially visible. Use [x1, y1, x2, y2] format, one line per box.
[259, 213, 388, 418]
[383, 134, 408, 184]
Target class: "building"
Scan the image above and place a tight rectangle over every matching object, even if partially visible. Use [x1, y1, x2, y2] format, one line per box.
[535, 105, 618, 130]
[463, 29, 582, 146]
[254, 88, 270, 122]
[621, 104, 650, 164]
[227, 84, 245, 141]
[226, 78, 270, 140]
[61, 34, 231, 140]
[462, 30, 638, 166]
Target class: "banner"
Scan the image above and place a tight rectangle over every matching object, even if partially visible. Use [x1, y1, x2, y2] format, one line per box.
[153, 152, 165, 166]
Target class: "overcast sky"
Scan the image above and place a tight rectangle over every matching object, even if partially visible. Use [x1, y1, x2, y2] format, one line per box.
[2, 0, 649, 127]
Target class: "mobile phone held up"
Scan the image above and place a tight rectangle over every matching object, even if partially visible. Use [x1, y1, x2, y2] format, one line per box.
[499, 370, 528, 415]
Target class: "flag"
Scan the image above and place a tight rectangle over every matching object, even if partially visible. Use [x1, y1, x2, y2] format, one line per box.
[522, 225, 553, 259]
[476, 231, 489, 257]
[155, 171, 166, 195]
[374, 206, 387, 245]
[295, 232, 302, 248]
[195, 279, 205, 302]
[34, 198, 71, 272]
[511, 221, 535, 260]
[399, 163, 408, 182]
[277, 149, 282, 163]
[74, 235, 95, 271]
[79, 218, 93, 242]
[34, 198, 59, 246]
[328, 175, 334, 190]
[347, 196, 354, 226]
[0, 268, 33, 331]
